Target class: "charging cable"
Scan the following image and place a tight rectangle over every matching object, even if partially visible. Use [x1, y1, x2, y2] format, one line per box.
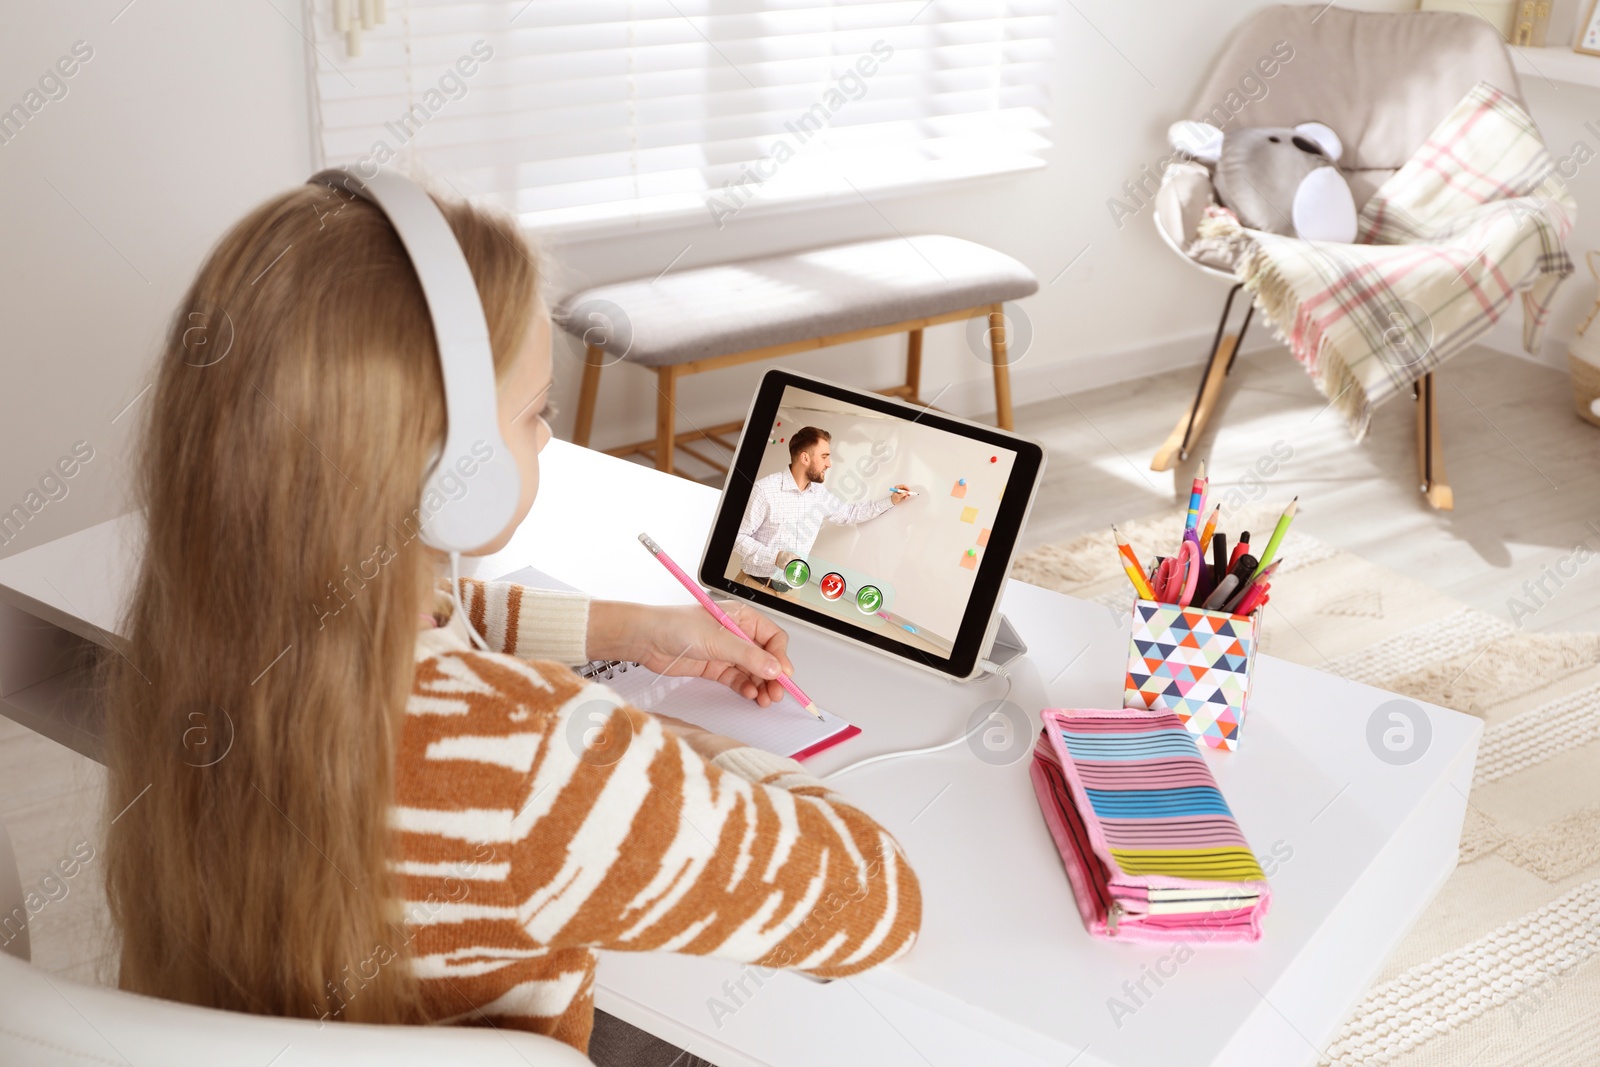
[449, 550, 492, 652]
[821, 660, 1013, 781]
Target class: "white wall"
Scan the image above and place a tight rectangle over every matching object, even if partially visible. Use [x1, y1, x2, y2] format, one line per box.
[10, 0, 1598, 565]
[1486, 71, 1600, 368]
[0, 0, 312, 559]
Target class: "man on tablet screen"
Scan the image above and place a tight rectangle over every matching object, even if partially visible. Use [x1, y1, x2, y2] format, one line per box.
[735, 426, 909, 591]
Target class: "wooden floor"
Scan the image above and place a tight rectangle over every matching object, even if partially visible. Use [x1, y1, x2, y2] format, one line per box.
[4, 339, 1597, 986]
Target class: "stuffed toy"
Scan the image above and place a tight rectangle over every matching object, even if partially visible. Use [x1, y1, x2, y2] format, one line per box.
[1169, 119, 1358, 243]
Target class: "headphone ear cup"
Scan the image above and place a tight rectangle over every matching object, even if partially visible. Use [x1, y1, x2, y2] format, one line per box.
[418, 441, 522, 553]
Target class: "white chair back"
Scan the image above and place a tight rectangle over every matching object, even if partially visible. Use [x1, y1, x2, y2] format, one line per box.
[1188, 5, 1522, 206]
[0, 818, 590, 1065]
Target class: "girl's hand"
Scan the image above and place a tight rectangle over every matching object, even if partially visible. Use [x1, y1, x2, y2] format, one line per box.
[587, 600, 794, 707]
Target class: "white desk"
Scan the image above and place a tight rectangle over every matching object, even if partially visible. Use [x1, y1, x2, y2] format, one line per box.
[0, 439, 1480, 1067]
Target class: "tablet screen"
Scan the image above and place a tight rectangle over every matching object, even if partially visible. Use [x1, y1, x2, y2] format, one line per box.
[700, 371, 1043, 678]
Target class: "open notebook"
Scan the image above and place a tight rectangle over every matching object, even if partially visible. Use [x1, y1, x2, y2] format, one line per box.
[494, 566, 860, 761]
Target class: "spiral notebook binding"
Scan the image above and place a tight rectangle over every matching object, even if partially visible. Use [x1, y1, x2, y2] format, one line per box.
[576, 659, 642, 681]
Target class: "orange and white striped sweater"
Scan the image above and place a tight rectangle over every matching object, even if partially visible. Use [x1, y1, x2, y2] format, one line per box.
[394, 578, 922, 1052]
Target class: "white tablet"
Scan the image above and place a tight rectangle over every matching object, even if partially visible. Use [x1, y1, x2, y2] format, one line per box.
[699, 369, 1046, 681]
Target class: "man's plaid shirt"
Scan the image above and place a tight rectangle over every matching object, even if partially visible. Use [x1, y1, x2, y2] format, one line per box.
[734, 470, 893, 577]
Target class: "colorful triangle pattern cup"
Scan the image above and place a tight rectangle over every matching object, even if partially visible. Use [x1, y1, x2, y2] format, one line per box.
[1122, 599, 1260, 751]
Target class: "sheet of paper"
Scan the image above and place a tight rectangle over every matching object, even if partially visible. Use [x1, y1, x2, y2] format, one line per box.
[600, 666, 857, 760]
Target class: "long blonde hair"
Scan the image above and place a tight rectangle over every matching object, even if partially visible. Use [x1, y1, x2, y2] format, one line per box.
[104, 180, 538, 1021]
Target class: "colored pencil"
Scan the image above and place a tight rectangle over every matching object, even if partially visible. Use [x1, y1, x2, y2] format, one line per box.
[1184, 462, 1206, 531]
[1113, 525, 1157, 601]
[1255, 498, 1299, 572]
[1199, 504, 1220, 549]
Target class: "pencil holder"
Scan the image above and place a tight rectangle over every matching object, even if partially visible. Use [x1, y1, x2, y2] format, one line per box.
[1122, 599, 1260, 752]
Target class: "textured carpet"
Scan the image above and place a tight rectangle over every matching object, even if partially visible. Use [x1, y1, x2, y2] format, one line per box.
[1011, 504, 1600, 1067]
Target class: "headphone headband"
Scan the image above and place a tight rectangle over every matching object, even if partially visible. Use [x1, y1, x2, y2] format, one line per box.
[307, 167, 521, 554]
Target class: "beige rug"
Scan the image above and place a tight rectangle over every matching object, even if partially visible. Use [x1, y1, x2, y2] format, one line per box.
[1012, 505, 1600, 1067]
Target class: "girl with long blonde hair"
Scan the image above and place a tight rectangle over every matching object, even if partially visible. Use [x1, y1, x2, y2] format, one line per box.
[103, 176, 920, 1056]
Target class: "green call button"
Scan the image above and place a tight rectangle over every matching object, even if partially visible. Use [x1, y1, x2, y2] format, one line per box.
[783, 558, 810, 586]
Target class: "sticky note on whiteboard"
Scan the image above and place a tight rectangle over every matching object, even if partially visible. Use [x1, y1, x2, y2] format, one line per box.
[959, 551, 977, 570]
[977, 527, 990, 546]
[959, 506, 978, 524]
[951, 480, 967, 499]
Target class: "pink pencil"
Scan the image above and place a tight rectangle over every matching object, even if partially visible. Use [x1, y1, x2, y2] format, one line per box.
[637, 532, 823, 718]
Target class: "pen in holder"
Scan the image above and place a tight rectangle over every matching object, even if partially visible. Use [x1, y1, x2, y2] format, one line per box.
[1123, 599, 1261, 751]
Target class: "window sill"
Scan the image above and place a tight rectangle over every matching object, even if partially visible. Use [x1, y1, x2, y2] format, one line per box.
[521, 158, 1047, 246]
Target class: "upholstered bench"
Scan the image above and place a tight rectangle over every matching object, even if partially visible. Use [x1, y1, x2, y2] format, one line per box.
[553, 235, 1038, 478]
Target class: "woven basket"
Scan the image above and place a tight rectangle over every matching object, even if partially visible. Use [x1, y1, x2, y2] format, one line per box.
[1571, 348, 1600, 429]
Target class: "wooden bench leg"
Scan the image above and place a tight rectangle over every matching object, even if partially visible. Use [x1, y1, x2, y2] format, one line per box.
[988, 303, 1014, 431]
[905, 328, 923, 405]
[573, 346, 603, 448]
[1415, 372, 1454, 511]
[656, 366, 677, 474]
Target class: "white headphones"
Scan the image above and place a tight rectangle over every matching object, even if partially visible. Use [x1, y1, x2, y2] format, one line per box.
[306, 167, 521, 556]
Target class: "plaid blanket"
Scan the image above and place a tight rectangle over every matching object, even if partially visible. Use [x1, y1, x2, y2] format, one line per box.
[1199, 82, 1575, 439]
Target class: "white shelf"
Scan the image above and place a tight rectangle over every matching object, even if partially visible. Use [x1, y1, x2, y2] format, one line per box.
[1511, 44, 1600, 89]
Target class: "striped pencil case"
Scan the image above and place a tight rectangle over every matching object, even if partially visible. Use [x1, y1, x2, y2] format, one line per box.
[1028, 707, 1271, 943]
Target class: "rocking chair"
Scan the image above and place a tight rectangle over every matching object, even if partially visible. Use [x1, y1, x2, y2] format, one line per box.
[1152, 4, 1529, 510]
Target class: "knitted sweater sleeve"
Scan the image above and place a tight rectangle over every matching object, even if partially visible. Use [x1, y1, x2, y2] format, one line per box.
[454, 577, 591, 666]
[537, 696, 919, 976]
[409, 651, 921, 979]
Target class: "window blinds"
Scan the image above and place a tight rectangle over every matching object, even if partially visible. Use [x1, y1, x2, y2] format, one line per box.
[307, 1, 1054, 233]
